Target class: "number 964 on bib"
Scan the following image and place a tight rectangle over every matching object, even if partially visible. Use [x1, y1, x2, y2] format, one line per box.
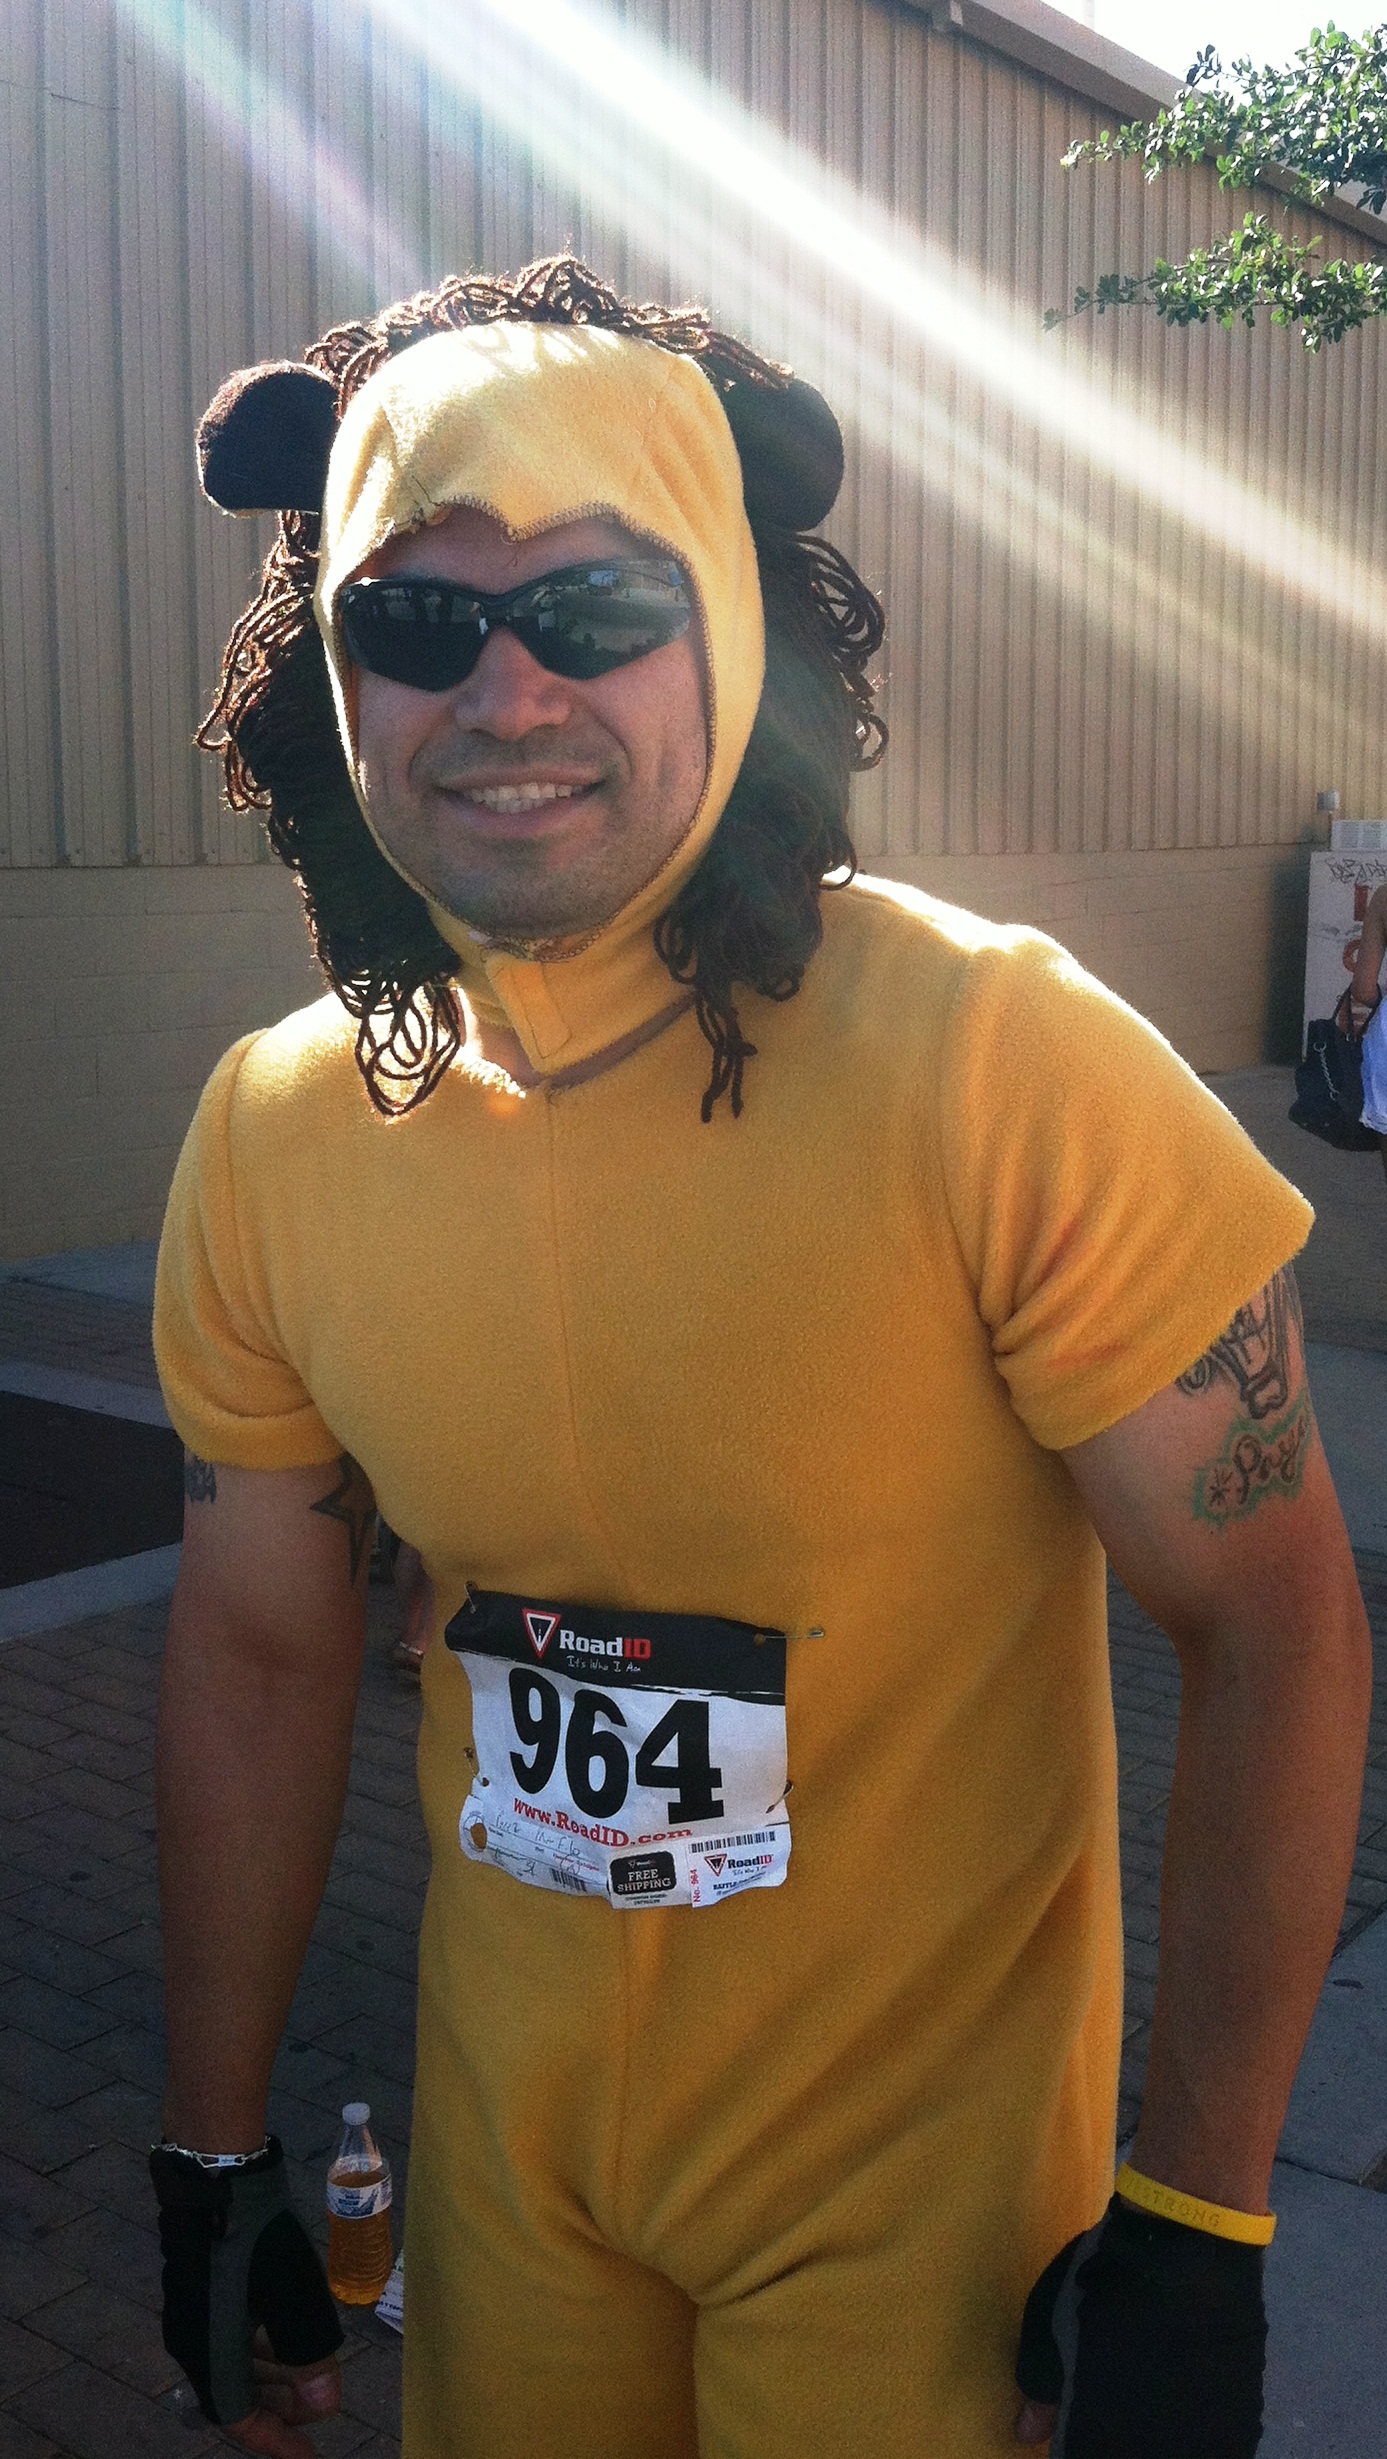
[445, 1590, 791, 1910]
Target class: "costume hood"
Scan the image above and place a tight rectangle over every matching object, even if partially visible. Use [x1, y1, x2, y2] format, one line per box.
[313, 322, 766, 1077]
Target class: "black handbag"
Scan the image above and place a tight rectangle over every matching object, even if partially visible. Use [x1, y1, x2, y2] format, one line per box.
[1289, 988, 1380, 1150]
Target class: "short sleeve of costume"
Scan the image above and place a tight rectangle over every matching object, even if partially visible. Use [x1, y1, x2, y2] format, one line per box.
[154, 1037, 341, 1471]
[938, 933, 1313, 1451]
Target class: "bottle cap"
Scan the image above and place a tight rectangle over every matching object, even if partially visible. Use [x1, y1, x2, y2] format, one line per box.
[342, 2101, 370, 2125]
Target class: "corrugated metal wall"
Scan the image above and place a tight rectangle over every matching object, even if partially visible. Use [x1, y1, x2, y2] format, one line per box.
[3, 0, 1385, 874]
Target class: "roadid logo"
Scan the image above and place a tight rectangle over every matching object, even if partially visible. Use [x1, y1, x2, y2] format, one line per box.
[523, 1610, 559, 1657]
[557, 1625, 652, 1663]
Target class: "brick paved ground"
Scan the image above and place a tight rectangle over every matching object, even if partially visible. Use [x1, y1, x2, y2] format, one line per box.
[0, 1587, 422, 2458]
[2, 1063, 1383, 2449]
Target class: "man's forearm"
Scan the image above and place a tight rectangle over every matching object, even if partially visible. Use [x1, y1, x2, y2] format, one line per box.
[157, 1586, 366, 2149]
[1351, 902, 1387, 1006]
[1130, 1598, 1370, 2211]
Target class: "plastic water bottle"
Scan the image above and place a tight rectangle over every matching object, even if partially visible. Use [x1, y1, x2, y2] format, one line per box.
[326, 2101, 394, 2304]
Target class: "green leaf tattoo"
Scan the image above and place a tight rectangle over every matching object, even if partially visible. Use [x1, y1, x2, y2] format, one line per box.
[1192, 1397, 1313, 1526]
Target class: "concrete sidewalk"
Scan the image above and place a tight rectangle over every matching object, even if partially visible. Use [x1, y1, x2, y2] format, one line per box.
[1262, 1902, 1387, 2455]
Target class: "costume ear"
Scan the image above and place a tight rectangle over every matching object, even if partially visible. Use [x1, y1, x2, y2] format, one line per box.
[197, 361, 339, 514]
[721, 375, 844, 531]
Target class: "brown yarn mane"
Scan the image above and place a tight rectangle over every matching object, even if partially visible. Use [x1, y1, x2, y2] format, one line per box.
[199, 253, 886, 1120]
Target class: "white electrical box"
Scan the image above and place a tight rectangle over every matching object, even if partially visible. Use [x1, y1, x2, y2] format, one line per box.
[1305, 845, 1387, 1045]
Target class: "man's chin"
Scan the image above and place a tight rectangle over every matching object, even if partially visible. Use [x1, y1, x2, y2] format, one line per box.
[418, 876, 617, 948]
[369, 829, 588, 938]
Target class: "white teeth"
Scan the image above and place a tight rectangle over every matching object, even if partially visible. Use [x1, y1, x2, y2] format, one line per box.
[464, 782, 581, 813]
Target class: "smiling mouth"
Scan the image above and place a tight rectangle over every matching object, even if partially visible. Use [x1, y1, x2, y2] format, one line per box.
[452, 781, 591, 815]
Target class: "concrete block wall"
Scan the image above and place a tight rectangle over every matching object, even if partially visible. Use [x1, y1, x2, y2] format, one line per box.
[0, 843, 1304, 1265]
[873, 845, 1309, 1076]
[0, 863, 319, 1263]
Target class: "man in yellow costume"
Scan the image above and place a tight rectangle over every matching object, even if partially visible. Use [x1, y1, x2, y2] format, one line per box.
[148, 259, 1369, 2459]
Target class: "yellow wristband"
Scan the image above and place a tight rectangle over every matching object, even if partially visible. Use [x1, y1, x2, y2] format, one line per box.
[1115, 2162, 1276, 2246]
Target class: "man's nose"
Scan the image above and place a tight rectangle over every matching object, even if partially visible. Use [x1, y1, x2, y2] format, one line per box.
[450, 624, 575, 737]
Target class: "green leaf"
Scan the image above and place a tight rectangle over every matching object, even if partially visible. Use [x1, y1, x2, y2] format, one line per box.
[1068, 22, 1387, 213]
[1045, 206, 1387, 347]
[1055, 25, 1387, 347]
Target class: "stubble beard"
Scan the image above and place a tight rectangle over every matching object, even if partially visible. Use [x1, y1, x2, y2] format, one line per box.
[429, 859, 611, 949]
[374, 789, 631, 949]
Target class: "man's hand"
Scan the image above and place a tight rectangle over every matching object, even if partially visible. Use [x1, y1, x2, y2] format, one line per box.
[223, 2334, 342, 2457]
[1014, 2395, 1058, 2445]
[1012, 2202, 1267, 2455]
[151, 2139, 343, 2451]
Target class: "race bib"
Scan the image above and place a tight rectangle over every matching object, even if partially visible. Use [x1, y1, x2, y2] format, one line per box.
[446, 1589, 790, 1910]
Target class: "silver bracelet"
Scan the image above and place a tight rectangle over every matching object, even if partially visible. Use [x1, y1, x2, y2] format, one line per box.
[155, 2134, 271, 2169]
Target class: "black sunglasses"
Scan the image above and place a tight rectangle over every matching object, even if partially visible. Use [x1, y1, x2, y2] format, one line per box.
[338, 558, 693, 692]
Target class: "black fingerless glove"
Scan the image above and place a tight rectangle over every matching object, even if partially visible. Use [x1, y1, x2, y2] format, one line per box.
[1016, 2196, 1268, 2457]
[149, 2135, 343, 2428]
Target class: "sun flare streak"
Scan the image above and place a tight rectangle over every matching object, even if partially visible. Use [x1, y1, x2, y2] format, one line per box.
[108, 0, 1387, 743]
[111, 0, 420, 301]
[371, 0, 1387, 651]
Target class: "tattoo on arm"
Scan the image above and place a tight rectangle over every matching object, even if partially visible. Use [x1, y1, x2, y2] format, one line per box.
[183, 1453, 217, 1505]
[1178, 1269, 1314, 1526]
[1176, 1266, 1303, 1419]
[1191, 1400, 1314, 1525]
[309, 1454, 375, 1584]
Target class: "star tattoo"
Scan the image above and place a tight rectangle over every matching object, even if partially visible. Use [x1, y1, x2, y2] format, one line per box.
[309, 1454, 376, 1583]
[183, 1452, 217, 1505]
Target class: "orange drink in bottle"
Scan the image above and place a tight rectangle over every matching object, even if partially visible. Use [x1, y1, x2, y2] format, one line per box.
[326, 2101, 393, 2305]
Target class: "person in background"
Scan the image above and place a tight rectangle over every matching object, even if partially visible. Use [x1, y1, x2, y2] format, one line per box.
[1351, 880, 1387, 1182]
